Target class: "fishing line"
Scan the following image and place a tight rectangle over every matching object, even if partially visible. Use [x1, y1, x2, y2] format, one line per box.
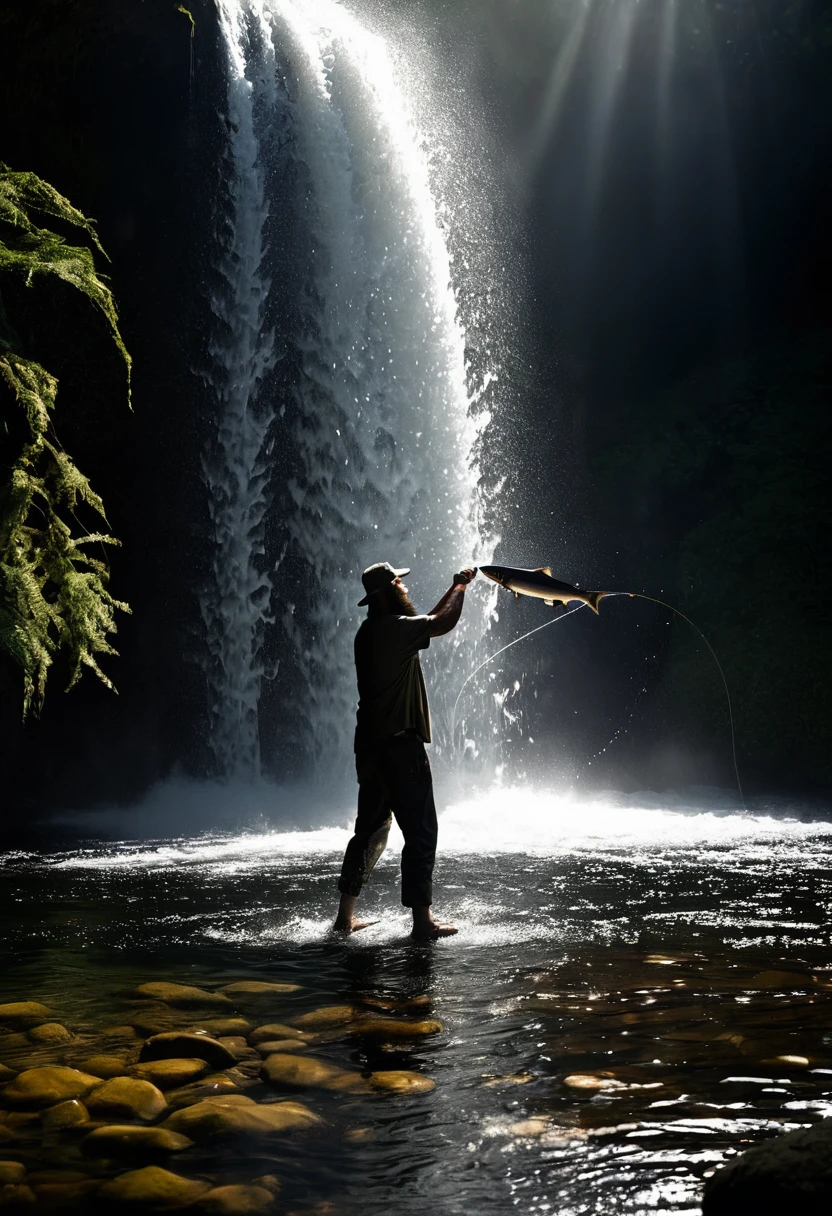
[451, 590, 745, 812]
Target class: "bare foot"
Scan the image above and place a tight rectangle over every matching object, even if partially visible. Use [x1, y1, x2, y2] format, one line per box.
[411, 922, 458, 940]
[333, 919, 377, 934]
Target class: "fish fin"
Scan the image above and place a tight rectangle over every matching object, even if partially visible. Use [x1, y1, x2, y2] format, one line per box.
[586, 591, 607, 615]
[534, 566, 553, 576]
[544, 599, 554, 607]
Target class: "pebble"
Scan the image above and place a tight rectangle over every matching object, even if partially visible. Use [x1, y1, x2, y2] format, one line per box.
[290, 1007, 357, 1030]
[218, 981, 301, 997]
[129, 1059, 208, 1088]
[97, 1165, 212, 1209]
[164, 1095, 321, 1140]
[140, 1033, 237, 1069]
[248, 1025, 308, 1046]
[129, 983, 232, 1008]
[81, 1124, 193, 1159]
[2, 1067, 102, 1108]
[85, 1077, 168, 1121]
[41, 1100, 90, 1130]
[194, 1183, 276, 1214]
[0, 1004, 55, 1030]
[348, 1018, 442, 1039]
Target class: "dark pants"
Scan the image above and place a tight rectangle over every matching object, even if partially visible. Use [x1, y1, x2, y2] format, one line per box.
[338, 736, 437, 908]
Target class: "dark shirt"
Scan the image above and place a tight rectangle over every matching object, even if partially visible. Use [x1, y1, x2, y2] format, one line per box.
[354, 614, 432, 751]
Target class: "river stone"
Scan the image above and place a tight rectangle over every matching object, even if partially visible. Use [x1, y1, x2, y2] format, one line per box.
[702, 1121, 832, 1213]
[130, 983, 232, 1009]
[99, 1024, 140, 1041]
[368, 1071, 436, 1095]
[27, 1023, 73, 1046]
[31, 1180, 100, 1207]
[0, 1164, 25, 1186]
[140, 1033, 237, 1069]
[130, 1059, 207, 1088]
[259, 1053, 355, 1091]
[0, 1003, 56, 1030]
[248, 1024, 307, 1046]
[78, 1054, 131, 1079]
[290, 1007, 356, 1030]
[0, 1064, 16, 1082]
[254, 1040, 308, 1057]
[82, 1124, 193, 1159]
[216, 1037, 257, 1060]
[164, 1094, 320, 1141]
[164, 1076, 241, 1111]
[41, 1099, 90, 1130]
[194, 1184, 276, 1215]
[190, 1019, 252, 1038]
[86, 1077, 167, 1121]
[348, 1017, 443, 1039]
[0, 1184, 35, 1207]
[218, 981, 301, 998]
[98, 1165, 211, 1209]
[0, 1034, 31, 1054]
[2, 1067, 102, 1108]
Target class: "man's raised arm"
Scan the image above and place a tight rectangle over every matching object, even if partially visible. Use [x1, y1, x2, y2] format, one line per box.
[427, 567, 477, 637]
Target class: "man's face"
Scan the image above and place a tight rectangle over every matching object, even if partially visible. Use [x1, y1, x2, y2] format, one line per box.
[387, 577, 417, 617]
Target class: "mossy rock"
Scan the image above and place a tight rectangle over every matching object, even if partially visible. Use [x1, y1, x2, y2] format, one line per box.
[27, 1023, 72, 1045]
[0, 1004, 56, 1031]
[97, 1165, 211, 1209]
[2, 1066, 102, 1108]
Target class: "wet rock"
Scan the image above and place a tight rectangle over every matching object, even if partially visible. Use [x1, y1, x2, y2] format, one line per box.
[0, 1126, 18, 1144]
[193, 1184, 276, 1214]
[254, 1040, 308, 1057]
[81, 1123, 193, 1159]
[164, 1076, 241, 1111]
[0, 1035, 30, 1054]
[98, 1165, 211, 1209]
[86, 1077, 167, 1121]
[249, 1024, 308, 1046]
[99, 1024, 140, 1041]
[2, 1067, 102, 1108]
[218, 981, 301, 998]
[0, 1183, 35, 1208]
[140, 1033, 237, 1069]
[260, 1053, 356, 1092]
[191, 1019, 252, 1038]
[348, 1017, 443, 1039]
[129, 983, 232, 1009]
[343, 1127, 373, 1143]
[41, 1099, 90, 1130]
[290, 1007, 356, 1030]
[0, 1065, 16, 1082]
[367, 1071, 435, 1095]
[563, 1074, 627, 1091]
[762, 1054, 810, 1067]
[130, 1059, 208, 1088]
[164, 1094, 321, 1141]
[27, 1024, 72, 1046]
[0, 1003, 56, 1031]
[253, 1176, 280, 1195]
[216, 1037, 258, 1061]
[78, 1054, 131, 1079]
[31, 1179, 100, 1207]
[703, 1120, 832, 1213]
[0, 1165, 25, 1186]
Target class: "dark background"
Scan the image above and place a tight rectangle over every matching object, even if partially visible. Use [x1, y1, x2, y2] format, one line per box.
[1, 0, 830, 827]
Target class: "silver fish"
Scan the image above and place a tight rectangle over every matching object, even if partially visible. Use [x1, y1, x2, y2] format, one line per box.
[480, 564, 607, 614]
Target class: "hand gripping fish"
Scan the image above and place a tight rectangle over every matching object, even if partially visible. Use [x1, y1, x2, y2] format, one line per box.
[480, 565, 607, 614]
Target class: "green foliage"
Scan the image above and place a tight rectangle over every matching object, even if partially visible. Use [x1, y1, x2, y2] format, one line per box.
[0, 167, 130, 716]
[597, 336, 832, 784]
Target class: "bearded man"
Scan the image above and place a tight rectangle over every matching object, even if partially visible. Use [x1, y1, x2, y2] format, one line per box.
[334, 561, 477, 939]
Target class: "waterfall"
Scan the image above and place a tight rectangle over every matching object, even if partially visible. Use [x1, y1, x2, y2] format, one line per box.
[203, 0, 496, 782]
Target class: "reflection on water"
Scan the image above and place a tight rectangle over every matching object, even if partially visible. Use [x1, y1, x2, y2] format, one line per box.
[3, 791, 832, 1214]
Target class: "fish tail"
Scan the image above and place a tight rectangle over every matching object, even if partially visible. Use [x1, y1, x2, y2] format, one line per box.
[586, 591, 606, 615]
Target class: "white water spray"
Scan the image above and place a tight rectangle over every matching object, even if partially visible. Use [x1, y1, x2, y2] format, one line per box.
[203, 0, 497, 780]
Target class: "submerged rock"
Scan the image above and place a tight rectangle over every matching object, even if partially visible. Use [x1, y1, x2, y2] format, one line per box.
[254, 1040, 308, 1057]
[2, 1067, 102, 1108]
[30, 1179, 100, 1207]
[0, 1065, 16, 1082]
[0, 1003, 55, 1030]
[27, 1024, 72, 1046]
[0, 1183, 36, 1207]
[41, 1099, 90, 1130]
[78, 1054, 132, 1079]
[216, 1037, 259, 1061]
[97, 1165, 211, 1209]
[0, 1164, 25, 1186]
[218, 981, 301, 998]
[703, 1121, 832, 1213]
[248, 1024, 308, 1046]
[348, 1017, 442, 1039]
[140, 1033, 237, 1070]
[86, 1077, 167, 1121]
[163, 1095, 320, 1141]
[290, 1007, 357, 1030]
[164, 1076, 241, 1112]
[260, 1053, 355, 1092]
[367, 1071, 435, 1095]
[193, 1183, 276, 1214]
[191, 1019, 252, 1038]
[129, 983, 232, 1009]
[129, 1059, 208, 1089]
[81, 1123, 193, 1159]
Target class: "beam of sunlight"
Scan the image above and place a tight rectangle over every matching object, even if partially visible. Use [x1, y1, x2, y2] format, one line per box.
[526, 0, 594, 172]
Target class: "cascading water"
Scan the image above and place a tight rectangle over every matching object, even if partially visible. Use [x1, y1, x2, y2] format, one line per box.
[203, 0, 498, 783]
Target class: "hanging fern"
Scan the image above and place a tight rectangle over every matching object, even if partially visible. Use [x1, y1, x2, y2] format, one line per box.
[0, 166, 130, 716]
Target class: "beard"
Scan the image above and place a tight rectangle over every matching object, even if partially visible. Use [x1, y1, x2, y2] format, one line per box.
[387, 583, 417, 617]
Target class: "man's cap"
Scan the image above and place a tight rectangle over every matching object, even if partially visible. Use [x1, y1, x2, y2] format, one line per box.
[358, 561, 410, 606]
